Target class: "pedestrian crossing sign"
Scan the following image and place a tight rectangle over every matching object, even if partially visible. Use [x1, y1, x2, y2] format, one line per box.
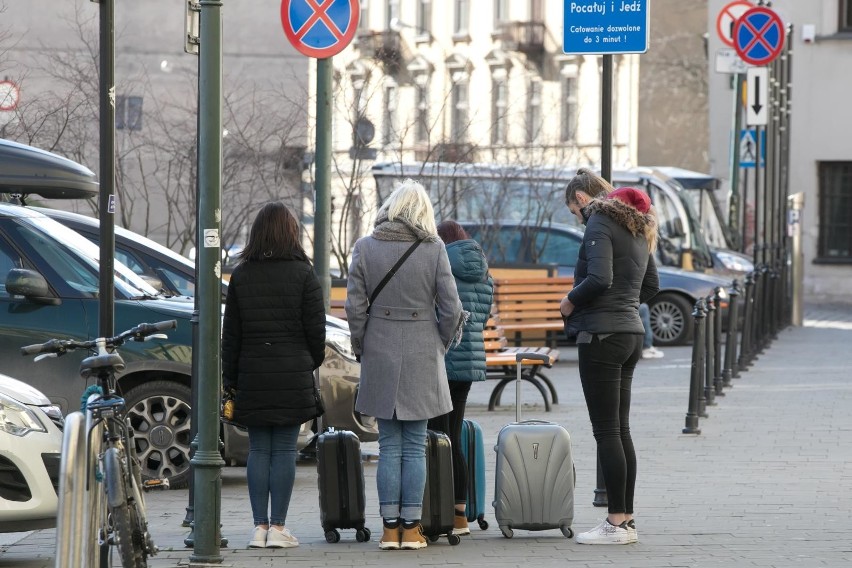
[739, 128, 765, 168]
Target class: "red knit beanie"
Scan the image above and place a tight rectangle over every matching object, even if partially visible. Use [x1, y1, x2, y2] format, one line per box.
[607, 187, 651, 214]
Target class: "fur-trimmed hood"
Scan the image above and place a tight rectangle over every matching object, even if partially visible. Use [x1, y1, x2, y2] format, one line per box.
[585, 197, 658, 251]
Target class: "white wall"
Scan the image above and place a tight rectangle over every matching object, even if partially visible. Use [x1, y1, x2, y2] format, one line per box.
[706, 0, 852, 303]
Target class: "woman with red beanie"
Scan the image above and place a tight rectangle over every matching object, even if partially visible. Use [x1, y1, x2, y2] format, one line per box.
[560, 169, 659, 545]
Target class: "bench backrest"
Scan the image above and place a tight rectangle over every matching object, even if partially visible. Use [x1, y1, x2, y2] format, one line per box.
[491, 276, 573, 346]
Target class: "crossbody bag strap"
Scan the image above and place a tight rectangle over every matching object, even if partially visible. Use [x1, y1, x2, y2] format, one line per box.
[367, 238, 425, 314]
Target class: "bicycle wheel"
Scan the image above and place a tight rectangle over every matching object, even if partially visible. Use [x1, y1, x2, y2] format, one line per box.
[104, 447, 148, 568]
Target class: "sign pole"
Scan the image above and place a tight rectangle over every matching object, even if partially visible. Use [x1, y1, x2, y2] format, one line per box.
[592, 52, 613, 509]
[96, 0, 116, 339]
[729, 73, 744, 249]
[314, 58, 332, 310]
[191, 0, 225, 563]
[753, 123, 761, 266]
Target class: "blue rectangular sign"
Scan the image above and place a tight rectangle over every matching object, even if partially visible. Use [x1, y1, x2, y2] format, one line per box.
[563, 0, 650, 55]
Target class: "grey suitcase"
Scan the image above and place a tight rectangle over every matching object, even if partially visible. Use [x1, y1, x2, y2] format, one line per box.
[493, 353, 575, 539]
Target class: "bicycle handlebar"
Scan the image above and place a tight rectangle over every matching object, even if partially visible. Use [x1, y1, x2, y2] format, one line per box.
[20, 320, 177, 357]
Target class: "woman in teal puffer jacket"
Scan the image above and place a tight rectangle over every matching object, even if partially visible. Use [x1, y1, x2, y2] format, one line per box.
[427, 220, 494, 536]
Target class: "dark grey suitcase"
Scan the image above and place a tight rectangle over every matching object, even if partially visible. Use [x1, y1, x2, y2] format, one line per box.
[421, 430, 461, 545]
[493, 353, 575, 539]
[316, 428, 371, 543]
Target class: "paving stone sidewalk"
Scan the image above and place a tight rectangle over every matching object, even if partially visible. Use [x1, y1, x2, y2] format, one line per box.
[3, 305, 852, 567]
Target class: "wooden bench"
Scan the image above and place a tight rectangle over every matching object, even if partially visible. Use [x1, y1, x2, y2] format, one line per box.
[326, 283, 560, 411]
[484, 317, 560, 412]
[492, 276, 574, 347]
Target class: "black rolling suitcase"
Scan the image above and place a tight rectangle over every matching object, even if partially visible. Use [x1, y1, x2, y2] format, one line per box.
[420, 429, 461, 545]
[316, 428, 371, 543]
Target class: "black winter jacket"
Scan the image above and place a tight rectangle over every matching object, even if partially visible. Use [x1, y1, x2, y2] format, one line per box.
[564, 198, 660, 337]
[222, 257, 326, 427]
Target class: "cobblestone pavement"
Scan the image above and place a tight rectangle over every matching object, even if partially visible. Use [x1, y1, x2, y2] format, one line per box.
[3, 304, 852, 567]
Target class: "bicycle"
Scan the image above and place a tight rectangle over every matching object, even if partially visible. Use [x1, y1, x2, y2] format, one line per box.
[22, 320, 177, 568]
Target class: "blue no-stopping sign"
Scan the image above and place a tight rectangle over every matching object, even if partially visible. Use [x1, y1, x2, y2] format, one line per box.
[733, 6, 785, 66]
[281, 0, 359, 58]
[563, 0, 650, 55]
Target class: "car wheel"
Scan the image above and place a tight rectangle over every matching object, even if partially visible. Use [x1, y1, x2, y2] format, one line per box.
[648, 293, 694, 346]
[123, 380, 192, 489]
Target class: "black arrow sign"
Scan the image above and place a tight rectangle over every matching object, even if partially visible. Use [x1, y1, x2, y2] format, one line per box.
[752, 74, 763, 115]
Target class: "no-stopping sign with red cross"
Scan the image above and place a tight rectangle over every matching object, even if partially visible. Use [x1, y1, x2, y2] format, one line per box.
[734, 6, 786, 66]
[281, 0, 360, 58]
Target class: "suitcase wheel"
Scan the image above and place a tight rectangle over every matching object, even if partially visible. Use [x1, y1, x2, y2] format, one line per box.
[500, 526, 513, 539]
[325, 530, 340, 543]
[427, 534, 439, 543]
[560, 526, 573, 539]
[447, 533, 461, 546]
[355, 528, 371, 542]
[477, 515, 489, 531]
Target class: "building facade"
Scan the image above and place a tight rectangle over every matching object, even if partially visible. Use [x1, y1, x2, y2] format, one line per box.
[707, 0, 852, 302]
[0, 0, 309, 255]
[311, 0, 641, 270]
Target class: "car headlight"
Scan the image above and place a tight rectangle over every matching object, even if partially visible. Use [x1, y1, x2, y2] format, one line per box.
[716, 251, 754, 273]
[0, 393, 48, 437]
[716, 286, 729, 300]
[326, 327, 358, 363]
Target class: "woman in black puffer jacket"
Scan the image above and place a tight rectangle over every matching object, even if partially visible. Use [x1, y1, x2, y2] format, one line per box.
[560, 169, 659, 546]
[222, 202, 326, 549]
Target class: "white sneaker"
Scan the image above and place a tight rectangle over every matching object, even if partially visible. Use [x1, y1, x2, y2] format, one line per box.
[642, 346, 665, 359]
[626, 519, 638, 543]
[248, 526, 268, 548]
[266, 526, 299, 548]
[575, 519, 631, 545]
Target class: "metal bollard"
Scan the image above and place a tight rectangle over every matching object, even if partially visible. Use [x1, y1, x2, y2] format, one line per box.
[713, 287, 725, 396]
[738, 272, 754, 371]
[683, 299, 705, 435]
[704, 295, 717, 407]
[722, 280, 740, 386]
[55, 412, 87, 568]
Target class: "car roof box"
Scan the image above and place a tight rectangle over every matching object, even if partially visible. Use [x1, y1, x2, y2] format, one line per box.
[0, 139, 99, 199]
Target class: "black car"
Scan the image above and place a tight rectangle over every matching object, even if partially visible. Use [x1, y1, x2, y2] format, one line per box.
[459, 221, 735, 346]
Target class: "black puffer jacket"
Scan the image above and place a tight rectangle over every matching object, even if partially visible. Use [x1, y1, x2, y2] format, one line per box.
[565, 198, 660, 336]
[222, 257, 326, 427]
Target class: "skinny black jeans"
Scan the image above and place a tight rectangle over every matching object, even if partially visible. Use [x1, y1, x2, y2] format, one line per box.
[427, 381, 472, 505]
[578, 333, 642, 515]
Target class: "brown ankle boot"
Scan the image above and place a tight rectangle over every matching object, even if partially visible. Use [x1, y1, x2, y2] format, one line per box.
[453, 511, 471, 535]
[400, 523, 427, 550]
[379, 525, 401, 550]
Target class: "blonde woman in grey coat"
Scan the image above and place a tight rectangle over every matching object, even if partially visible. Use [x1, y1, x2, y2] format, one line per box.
[345, 179, 464, 551]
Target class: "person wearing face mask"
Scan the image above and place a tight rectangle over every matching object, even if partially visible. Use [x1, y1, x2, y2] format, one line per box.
[560, 168, 660, 545]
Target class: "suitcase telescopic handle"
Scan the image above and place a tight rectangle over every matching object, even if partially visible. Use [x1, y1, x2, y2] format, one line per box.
[515, 352, 549, 422]
[515, 353, 550, 364]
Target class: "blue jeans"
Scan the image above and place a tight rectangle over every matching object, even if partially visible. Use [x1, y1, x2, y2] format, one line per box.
[639, 303, 653, 349]
[246, 424, 300, 526]
[376, 418, 428, 522]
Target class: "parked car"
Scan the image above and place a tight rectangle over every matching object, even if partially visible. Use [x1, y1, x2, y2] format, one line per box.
[36, 206, 376, 451]
[0, 374, 64, 532]
[0, 139, 375, 491]
[371, 161, 752, 277]
[459, 221, 735, 346]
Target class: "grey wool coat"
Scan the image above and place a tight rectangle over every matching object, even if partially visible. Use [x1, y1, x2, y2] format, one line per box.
[345, 232, 464, 421]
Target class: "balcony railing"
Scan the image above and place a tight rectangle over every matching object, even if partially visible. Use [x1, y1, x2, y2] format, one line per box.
[497, 21, 546, 59]
[356, 30, 403, 73]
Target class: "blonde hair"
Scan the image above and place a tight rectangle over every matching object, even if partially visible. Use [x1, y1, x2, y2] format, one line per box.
[377, 178, 438, 236]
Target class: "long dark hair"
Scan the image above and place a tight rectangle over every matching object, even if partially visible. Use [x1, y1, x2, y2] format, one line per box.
[238, 202, 307, 262]
[437, 220, 470, 245]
